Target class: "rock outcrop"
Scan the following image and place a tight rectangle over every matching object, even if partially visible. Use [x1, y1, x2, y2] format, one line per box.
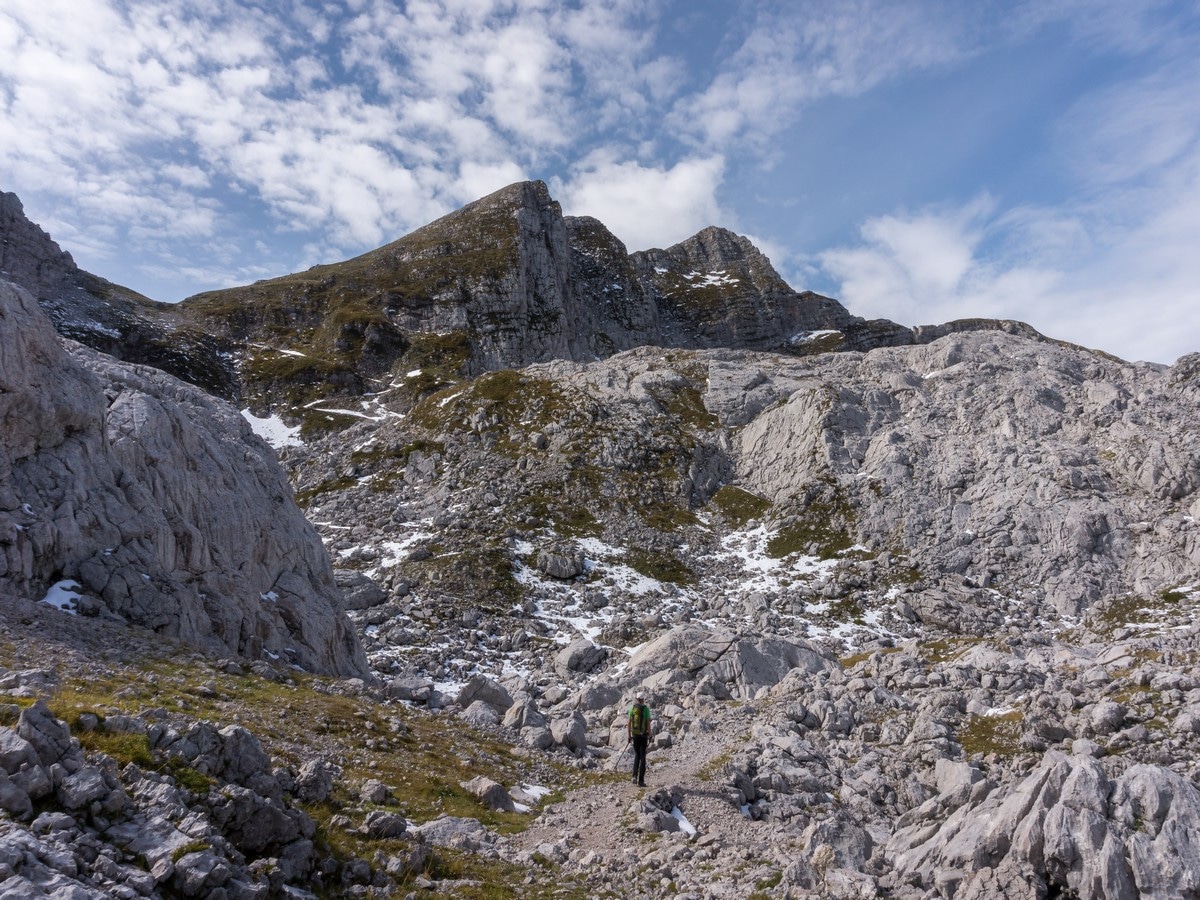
[0, 192, 235, 397]
[0, 280, 366, 676]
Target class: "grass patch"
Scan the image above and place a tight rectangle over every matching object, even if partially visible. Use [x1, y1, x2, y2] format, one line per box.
[420, 848, 600, 899]
[626, 549, 696, 586]
[826, 595, 866, 625]
[918, 638, 977, 665]
[1088, 588, 1196, 634]
[710, 485, 772, 529]
[16, 650, 586, 837]
[766, 482, 857, 560]
[839, 646, 902, 669]
[409, 370, 572, 453]
[696, 748, 735, 782]
[958, 711, 1024, 757]
[404, 543, 522, 611]
[293, 476, 359, 508]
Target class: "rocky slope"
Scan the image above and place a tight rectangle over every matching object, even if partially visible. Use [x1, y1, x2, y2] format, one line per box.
[0, 279, 365, 677]
[2, 184, 1200, 898]
[6, 181, 994, 433]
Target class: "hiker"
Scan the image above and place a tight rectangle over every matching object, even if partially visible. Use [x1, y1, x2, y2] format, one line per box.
[627, 694, 651, 786]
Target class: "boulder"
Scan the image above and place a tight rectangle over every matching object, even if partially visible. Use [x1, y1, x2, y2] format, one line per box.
[555, 638, 607, 677]
[386, 676, 435, 703]
[888, 750, 1200, 899]
[536, 544, 585, 579]
[550, 712, 588, 755]
[334, 570, 388, 610]
[460, 700, 501, 727]
[456, 676, 513, 713]
[0, 280, 368, 677]
[412, 815, 496, 851]
[628, 625, 838, 699]
[461, 776, 516, 812]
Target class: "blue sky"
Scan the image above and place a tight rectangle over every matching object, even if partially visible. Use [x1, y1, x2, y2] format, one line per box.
[1, 0, 1198, 363]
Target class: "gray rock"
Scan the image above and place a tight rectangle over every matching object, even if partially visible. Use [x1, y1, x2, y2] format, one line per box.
[292, 759, 334, 804]
[172, 850, 234, 898]
[456, 675, 513, 713]
[550, 712, 588, 755]
[55, 767, 115, 811]
[334, 570, 388, 610]
[362, 810, 407, 839]
[360, 779, 390, 805]
[460, 700, 501, 727]
[888, 750, 1200, 899]
[386, 676, 435, 703]
[536, 545, 585, 579]
[629, 625, 838, 700]
[1089, 700, 1128, 736]
[413, 815, 495, 851]
[460, 776, 515, 812]
[555, 638, 607, 676]
[0, 281, 367, 677]
[0, 772, 32, 819]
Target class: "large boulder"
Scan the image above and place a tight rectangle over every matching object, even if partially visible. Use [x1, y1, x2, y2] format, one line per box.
[626, 625, 838, 699]
[555, 638, 607, 677]
[0, 280, 366, 676]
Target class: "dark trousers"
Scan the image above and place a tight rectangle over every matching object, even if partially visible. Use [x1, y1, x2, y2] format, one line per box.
[631, 733, 649, 784]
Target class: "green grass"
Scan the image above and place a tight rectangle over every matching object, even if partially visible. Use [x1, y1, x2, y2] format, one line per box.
[626, 549, 697, 586]
[6, 650, 584, 834]
[957, 710, 1024, 757]
[710, 485, 772, 529]
[766, 482, 858, 560]
[409, 370, 572, 453]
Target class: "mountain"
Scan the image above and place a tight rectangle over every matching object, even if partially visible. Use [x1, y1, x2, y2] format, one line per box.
[6, 180, 1024, 434]
[2, 182, 1200, 898]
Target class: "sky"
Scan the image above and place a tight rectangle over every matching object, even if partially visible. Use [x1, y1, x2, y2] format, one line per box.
[1, 0, 1198, 364]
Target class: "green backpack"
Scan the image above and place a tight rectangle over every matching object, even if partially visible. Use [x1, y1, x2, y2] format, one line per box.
[630, 703, 649, 736]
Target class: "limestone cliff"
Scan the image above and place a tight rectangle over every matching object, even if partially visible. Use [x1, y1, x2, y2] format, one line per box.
[0, 280, 366, 676]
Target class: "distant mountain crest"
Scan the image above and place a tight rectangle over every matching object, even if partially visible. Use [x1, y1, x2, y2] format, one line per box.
[1, 180, 1056, 430]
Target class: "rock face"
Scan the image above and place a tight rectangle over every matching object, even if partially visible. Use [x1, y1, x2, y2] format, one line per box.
[631, 225, 858, 351]
[0, 280, 366, 676]
[0, 192, 235, 397]
[889, 749, 1200, 899]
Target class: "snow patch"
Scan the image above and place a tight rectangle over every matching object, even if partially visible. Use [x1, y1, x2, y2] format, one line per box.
[241, 409, 302, 448]
[671, 806, 697, 835]
[42, 580, 82, 614]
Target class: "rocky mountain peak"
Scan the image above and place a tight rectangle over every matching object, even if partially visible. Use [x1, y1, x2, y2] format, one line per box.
[0, 191, 79, 296]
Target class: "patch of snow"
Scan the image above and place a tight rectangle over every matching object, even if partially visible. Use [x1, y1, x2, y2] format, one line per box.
[241, 409, 303, 448]
[308, 407, 380, 421]
[42, 580, 82, 614]
[789, 329, 840, 346]
[260, 591, 279, 602]
[983, 705, 1018, 717]
[671, 806, 697, 835]
[407, 369, 422, 377]
[681, 269, 738, 288]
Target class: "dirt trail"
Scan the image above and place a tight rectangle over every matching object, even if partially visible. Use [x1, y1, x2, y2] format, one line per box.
[501, 700, 801, 892]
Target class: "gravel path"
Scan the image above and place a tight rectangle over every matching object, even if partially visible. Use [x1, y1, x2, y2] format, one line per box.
[505, 701, 806, 898]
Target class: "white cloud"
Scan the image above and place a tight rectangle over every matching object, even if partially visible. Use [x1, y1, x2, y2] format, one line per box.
[553, 155, 729, 252]
[820, 167, 1200, 364]
[669, 2, 977, 151]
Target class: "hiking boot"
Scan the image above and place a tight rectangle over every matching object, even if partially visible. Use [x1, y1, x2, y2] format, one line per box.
[637, 780, 646, 787]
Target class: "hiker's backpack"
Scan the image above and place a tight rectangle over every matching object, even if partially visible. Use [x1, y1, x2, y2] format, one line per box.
[630, 703, 648, 736]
